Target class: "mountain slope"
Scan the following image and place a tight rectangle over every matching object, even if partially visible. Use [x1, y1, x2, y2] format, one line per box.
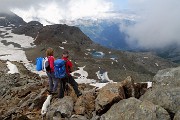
[0, 10, 26, 27]
[0, 11, 178, 82]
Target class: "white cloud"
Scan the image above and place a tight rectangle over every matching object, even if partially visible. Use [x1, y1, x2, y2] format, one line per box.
[124, 0, 180, 49]
[10, 0, 113, 25]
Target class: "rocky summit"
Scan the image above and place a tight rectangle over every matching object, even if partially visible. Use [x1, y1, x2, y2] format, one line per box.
[0, 11, 180, 120]
[0, 60, 180, 120]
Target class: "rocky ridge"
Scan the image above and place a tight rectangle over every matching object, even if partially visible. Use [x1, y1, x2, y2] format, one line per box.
[0, 61, 180, 120]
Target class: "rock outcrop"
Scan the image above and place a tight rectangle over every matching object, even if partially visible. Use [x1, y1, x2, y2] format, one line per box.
[173, 110, 180, 120]
[101, 97, 170, 120]
[140, 66, 180, 119]
[153, 66, 180, 87]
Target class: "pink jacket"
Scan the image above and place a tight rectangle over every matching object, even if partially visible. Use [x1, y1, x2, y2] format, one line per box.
[48, 56, 55, 72]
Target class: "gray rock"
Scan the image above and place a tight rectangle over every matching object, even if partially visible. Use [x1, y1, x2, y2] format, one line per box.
[140, 87, 180, 114]
[70, 115, 88, 120]
[153, 66, 180, 87]
[101, 97, 170, 120]
[95, 82, 125, 115]
[46, 96, 74, 119]
[174, 110, 180, 120]
[95, 76, 147, 115]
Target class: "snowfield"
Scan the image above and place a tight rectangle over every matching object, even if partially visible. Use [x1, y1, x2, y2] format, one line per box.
[0, 26, 151, 89]
[0, 26, 46, 76]
[0, 26, 115, 89]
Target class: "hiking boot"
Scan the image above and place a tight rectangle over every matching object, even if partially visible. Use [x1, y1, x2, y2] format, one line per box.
[51, 92, 58, 95]
[47, 89, 53, 94]
[77, 93, 82, 97]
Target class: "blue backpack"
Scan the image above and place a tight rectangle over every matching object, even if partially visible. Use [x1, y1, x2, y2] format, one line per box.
[36, 57, 43, 71]
[54, 59, 67, 78]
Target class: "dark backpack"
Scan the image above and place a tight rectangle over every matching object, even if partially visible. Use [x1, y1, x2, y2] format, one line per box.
[54, 59, 67, 78]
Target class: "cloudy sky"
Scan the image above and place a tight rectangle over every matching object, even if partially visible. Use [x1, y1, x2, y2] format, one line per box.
[1, 0, 127, 23]
[1, 0, 179, 49]
[124, 0, 180, 49]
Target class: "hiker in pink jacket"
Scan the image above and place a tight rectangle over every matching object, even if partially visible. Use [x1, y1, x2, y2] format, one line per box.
[46, 48, 58, 94]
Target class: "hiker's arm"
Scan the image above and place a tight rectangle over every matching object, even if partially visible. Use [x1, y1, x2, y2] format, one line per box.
[69, 67, 73, 73]
[68, 61, 73, 73]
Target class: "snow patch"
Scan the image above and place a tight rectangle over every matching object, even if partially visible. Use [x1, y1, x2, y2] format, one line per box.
[96, 71, 113, 83]
[62, 40, 67, 44]
[59, 46, 64, 49]
[155, 63, 159, 66]
[141, 82, 152, 88]
[0, 27, 46, 76]
[0, 27, 35, 48]
[90, 83, 108, 89]
[0, 17, 6, 19]
[71, 66, 96, 84]
[6, 61, 19, 74]
[110, 58, 118, 62]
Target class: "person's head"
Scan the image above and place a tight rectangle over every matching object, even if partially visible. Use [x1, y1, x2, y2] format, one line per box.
[46, 48, 54, 57]
[62, 50, 69, 58]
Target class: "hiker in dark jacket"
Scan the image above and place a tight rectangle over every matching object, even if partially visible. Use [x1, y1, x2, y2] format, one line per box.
[59, 50, 82, 98]
[45, 48, 58, 94]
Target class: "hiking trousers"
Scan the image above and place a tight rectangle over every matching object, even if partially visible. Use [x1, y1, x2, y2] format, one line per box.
[59, 75, 81, 98]
[46, 72, 58, 93]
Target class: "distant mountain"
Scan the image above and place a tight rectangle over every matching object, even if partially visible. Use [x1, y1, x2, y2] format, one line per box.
[155, 45, 180, 64]
[77, 19, 134, 50]
[0, 10, 26, 27]
[73, 17, 180, 64]
[0, 11, 178, 82]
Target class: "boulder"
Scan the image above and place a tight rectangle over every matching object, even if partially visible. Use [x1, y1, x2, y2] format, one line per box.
[140, 87, 180, 114]
[153, 66, 180, 87]
[174, 110, 180, 120]
[101, 97, 170, 120]
[46, 96, 74, 119]
[95, 82, 125, 115]
[95, 76, 148, 115]
[74, 91, 96, 116]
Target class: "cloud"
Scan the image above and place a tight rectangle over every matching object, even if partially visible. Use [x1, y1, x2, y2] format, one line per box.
[123, 0, 180, 49]
[4, 0, 113, 25]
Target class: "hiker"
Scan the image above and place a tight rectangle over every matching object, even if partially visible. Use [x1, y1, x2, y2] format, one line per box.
[45, 48, 58, 94]
[59, 50, 82, 98]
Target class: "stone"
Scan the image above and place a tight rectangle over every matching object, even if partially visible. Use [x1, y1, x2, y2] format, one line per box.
[140, 87, 180, 114]
[46, 96, 74, 119]
[95, 82, 125, 115]
[153, 66, 180, 87]
[74, 91, 96, 116]
[101, 97, 170, 120]
[174, 110, 180, 120]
